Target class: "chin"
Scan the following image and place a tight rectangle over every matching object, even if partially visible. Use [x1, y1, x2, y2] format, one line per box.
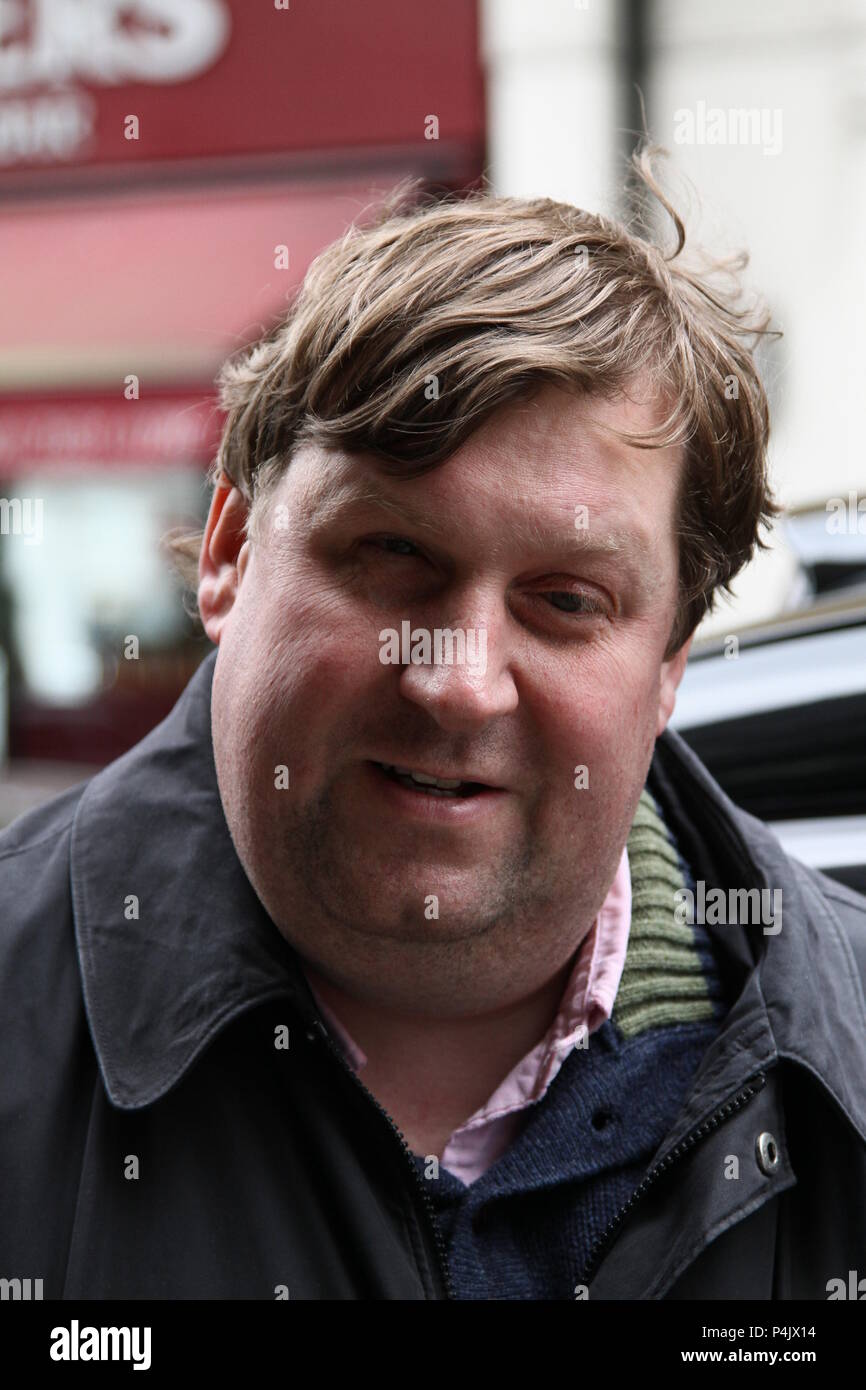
[339, 893, 489, 944]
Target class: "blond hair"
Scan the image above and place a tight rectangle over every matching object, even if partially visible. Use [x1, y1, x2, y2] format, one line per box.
[166, 144, 781, 657]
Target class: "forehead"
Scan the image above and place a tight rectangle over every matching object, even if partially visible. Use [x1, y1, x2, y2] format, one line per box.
[287, 381, 683, 539]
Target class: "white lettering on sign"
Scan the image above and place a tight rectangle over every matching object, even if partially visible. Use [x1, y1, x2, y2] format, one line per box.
[0, 90, 94, 163]
[0, 0, 231, 92]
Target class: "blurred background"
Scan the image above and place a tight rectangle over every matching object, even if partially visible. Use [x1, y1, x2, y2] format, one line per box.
[0, 0, 864, 881]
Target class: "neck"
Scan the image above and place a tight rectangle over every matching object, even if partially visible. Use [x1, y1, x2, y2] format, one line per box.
[303, 956, 576, 1157]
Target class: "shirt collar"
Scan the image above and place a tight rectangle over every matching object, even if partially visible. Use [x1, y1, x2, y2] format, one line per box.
[70, 647, 866, 1140]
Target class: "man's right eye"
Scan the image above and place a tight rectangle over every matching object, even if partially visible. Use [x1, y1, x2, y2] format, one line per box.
[364, 535, 422, 558]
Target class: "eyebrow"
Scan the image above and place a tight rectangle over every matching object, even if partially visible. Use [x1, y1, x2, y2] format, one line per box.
[303, 472, 654, 586]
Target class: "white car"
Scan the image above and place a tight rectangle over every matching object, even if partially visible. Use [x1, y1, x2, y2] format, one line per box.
[671, 597, 866, 894]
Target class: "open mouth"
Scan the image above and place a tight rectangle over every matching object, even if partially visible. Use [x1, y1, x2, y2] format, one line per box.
[370, 761, 492, 799]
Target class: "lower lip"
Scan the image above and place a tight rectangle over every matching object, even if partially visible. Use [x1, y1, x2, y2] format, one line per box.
[364, 760, 508, 823]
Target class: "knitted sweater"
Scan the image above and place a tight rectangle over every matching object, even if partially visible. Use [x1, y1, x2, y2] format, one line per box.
[409, 785, 731, 1300]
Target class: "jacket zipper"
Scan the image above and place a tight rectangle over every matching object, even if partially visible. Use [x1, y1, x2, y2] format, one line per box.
[308, 1017, 456, 1300]
[578, 1069, 768, 1291]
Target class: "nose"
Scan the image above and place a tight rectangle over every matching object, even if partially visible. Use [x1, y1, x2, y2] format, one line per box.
[395, 595, 519, 734]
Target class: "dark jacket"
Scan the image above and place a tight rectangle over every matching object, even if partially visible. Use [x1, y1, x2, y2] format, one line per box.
[2, 648, 866, 1300]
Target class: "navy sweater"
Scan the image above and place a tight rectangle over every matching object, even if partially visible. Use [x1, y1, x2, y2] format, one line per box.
[410, 786, 732, 1300]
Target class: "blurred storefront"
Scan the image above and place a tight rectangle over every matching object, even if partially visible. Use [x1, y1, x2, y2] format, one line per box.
[0, 0, 485, 818]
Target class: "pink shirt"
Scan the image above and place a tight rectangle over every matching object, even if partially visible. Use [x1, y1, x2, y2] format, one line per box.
[303, 844, 632, 1186]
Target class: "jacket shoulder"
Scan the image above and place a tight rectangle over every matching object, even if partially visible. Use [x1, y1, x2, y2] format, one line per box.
[0, 777, 93, 1057]
[812, 869, 866, 917]
[810, 864, 866, 977]
[779, 854, 866, 1007]
[697, 768, 866, 1006]
[0, 777, 90, 861]
[0, 780, 99, 1289]
[0, 780, 89, 973]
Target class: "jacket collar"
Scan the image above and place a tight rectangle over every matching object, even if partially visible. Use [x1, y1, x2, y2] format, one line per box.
[648, 724, 866, 1147]
[71, 648, 866, 1136]
[70, 648, 322, 1110]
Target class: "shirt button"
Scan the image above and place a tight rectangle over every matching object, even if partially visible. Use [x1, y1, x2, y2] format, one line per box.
[755, 1131, 780, 1174]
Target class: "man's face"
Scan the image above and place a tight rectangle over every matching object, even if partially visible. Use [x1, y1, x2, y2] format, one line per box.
[199, 381, 691, 1017]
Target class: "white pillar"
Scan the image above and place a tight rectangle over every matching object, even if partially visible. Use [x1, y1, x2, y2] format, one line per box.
[649, 0, 866, 632]
[481, 0, 623, 216]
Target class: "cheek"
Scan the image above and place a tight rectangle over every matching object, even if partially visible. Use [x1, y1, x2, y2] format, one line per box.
[539, 646, 660, 790]
[225, 602, 388, 786]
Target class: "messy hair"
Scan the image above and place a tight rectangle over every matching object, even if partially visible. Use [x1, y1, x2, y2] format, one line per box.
[166, 143, 781, 658]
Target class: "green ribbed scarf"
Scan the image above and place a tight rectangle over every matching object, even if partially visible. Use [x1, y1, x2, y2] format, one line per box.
[612, 788, 720, 1040]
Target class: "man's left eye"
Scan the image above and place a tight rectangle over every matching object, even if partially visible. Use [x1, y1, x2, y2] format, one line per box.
[545, 591, 606, 616]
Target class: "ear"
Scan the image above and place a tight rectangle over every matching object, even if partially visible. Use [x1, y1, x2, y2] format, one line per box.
[197, 475, 251, 645]
[656, 633, 694, 737]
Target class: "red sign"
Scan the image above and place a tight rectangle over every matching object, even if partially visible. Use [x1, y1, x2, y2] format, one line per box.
[0, 388, 221, 471]
[0, 0, 484, 188]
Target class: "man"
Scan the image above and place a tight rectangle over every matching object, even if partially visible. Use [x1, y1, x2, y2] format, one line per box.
[2, 156, 866, 1301]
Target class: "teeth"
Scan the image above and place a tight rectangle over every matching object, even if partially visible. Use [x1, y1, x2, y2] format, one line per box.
[394, 765, 463, 789]
[380, 763, 465, 791]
